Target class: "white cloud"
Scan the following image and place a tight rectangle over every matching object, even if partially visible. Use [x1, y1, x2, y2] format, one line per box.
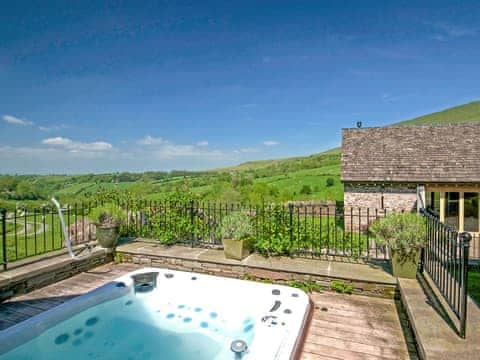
[42, 137, 113, 152]
[234, 147, 260, 154]
[137, 135, 168, 146]
[2, 114, 33, 126]
[3, 114, 69, 132]
[137, 135, 228, 160]
[427, 22, 478, 41]
[39, 124, 68, 132]
[263, 140, 279, 147]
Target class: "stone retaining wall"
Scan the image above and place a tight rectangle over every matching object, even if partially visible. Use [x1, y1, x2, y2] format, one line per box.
[117, 252, 397, 299]
[0, 250, 112, 301]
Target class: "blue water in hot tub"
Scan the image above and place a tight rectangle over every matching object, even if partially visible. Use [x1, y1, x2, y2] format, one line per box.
[0, 292, 255, 360]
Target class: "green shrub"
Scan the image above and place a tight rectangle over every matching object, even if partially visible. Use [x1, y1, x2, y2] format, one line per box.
[330, 280, 354, 294]
[299, 185, 312, 195]
[219, 211, 253, 241]
[253, 204, 293, 256]
[326, 177, 334, 187]
[89, 203, 125, 227]
[370, 212, 426, 256]
[289, 280, 323, 293]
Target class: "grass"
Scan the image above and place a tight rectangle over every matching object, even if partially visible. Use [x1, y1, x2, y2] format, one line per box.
[5, 222, 20, 234]
[395, 100, 480, 126]
[468, 269, 480, 304]
[330, 280, 354, 294]
[288, 280, 324, 293]
[1, 211, 92, 262]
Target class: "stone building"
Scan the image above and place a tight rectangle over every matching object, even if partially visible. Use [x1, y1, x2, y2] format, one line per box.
[341, 123, 480, 237]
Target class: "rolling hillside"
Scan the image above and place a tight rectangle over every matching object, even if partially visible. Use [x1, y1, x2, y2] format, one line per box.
[394, 100, 480, 126]
[0, 100, 479, 208]
[223, 100, 480, 173]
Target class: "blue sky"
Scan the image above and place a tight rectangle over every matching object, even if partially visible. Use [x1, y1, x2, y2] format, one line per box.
[1, 0, 479, 174]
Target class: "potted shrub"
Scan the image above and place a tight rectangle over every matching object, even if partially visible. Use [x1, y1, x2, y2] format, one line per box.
[89, 203, 125, 252]
[219, 211, 254, 260]
[370, 212, 426, 279]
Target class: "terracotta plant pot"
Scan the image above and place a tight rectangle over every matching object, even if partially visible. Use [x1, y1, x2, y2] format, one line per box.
[390, 248, 421, 279]
[96, 225, 119, 253]
[222, 238, 251, 260]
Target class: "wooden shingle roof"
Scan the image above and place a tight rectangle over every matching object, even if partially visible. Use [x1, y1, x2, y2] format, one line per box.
[341, 123, 480, 183]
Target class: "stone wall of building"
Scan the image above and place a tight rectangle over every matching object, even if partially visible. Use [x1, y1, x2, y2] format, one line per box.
[343, 183, 418, 231]
[344, 183, 418, 212]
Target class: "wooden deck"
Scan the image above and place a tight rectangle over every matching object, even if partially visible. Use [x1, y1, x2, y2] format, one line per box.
[0, 263, 417, 359]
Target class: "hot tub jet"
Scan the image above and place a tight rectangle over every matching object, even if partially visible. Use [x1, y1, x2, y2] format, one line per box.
[231, 339, 248, 358]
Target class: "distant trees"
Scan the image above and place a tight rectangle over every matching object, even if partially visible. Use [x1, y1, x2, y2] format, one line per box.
[326, 177, 335, 187]
[5, 181, 46, 200]
[0, 175, 18, 192]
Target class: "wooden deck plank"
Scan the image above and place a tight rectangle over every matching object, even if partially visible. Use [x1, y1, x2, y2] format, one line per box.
[306, 333, 408, 359]
[302, 291, 416, 359]
[302, 342, 389, 360]
[307, 323, 407, 348]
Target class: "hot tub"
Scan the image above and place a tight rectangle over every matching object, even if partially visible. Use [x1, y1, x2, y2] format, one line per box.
[0, 268, 311, 359]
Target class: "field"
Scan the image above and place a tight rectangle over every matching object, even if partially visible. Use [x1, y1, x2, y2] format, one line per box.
[0, 209, 93, 262]
[0, 100, 479, 211]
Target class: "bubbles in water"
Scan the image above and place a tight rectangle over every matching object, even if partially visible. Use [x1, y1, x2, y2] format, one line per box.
[243, 324, 254, 333]
[73, 339, 83, 347]
[85, 317, 99, 327]
[209, 312, 218, 319]
[54, 333, 69, 345]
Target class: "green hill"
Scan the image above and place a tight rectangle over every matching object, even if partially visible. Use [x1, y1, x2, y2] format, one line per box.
[224, 100, 480, 173]
[394, 100, 480, 126]
[212, 147, 341, 173]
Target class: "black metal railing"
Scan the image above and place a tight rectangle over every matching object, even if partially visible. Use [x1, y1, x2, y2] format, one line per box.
[0, 204, 95, 270]
[421, 211, 471, 338]
[1, 201, 389, 270]
[120, 200, 389, 260]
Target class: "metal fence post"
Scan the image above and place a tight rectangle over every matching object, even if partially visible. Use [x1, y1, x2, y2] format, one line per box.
[190, 200, 195, 247]
[459, 231, 471, 338]
[1, 209, 7, 271]
[288, 203, 294, 244]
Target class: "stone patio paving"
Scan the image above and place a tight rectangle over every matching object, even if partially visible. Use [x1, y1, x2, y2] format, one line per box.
[0, 262, 417, 359]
